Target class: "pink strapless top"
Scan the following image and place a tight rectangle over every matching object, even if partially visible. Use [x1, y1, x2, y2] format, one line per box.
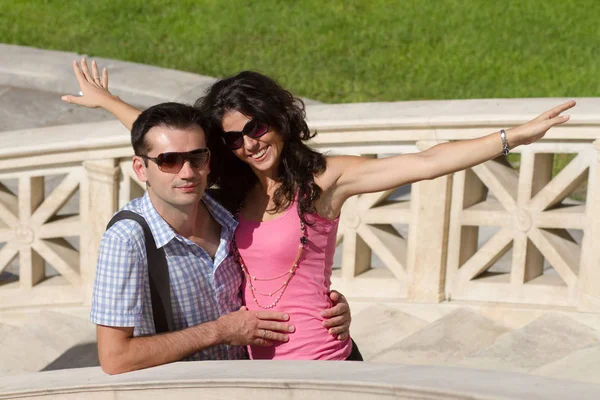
[234, 202, 352, 360]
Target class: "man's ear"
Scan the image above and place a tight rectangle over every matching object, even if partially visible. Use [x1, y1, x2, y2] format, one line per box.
[132, 156, 149, 183]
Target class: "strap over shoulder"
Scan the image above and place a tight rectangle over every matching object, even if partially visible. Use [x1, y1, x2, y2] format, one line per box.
[106, 211, 174, 334]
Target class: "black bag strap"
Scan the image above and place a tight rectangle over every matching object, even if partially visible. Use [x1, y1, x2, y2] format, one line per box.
[106, 210, 174, 334]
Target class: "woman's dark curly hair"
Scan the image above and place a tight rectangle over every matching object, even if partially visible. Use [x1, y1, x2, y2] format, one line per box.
[195, 71, 326, 220]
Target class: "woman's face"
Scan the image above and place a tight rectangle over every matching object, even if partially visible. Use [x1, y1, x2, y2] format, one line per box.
[221, 109, 284, 177]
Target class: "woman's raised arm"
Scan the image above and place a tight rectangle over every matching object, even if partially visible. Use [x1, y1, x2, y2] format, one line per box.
[61, 58, 141, 130]
[321, 100, 575, 217]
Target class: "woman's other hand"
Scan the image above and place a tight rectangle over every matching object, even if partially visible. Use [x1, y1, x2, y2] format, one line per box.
[322, 290, 351, 340]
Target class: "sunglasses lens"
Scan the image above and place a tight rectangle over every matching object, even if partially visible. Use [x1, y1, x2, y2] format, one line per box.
[188, 149, 210, 168]
[248, 122, 269, 139]
[223, 133, 244, 150]
[157, 153, 184, 173]
[222, 120, 268, 150]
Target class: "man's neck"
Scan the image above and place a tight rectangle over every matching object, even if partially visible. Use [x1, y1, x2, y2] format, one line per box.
[148, 192, 209, 238]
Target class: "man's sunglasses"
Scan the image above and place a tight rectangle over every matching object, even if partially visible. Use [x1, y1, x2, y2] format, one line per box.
[222, 119, 269, 150]
[140, 148, 210, 174]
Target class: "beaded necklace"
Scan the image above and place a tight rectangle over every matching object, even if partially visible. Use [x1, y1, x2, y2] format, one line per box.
[232, 201, 307, 309]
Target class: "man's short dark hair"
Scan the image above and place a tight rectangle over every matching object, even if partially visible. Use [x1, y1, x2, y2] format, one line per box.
[131, 102, 208, 156]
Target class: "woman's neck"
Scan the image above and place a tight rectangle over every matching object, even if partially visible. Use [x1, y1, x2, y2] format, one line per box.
[245, 178, 282, 216]
[253, 168, 280, 197]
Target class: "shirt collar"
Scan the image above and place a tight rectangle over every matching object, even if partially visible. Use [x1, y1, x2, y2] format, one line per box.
[141, 190, 238, 249]
[140, 192, 177, 249]
[202, 191, 238, 235]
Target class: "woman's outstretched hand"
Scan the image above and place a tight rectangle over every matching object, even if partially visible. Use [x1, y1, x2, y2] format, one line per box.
[508, 100, 575, 148]
[61, 58, 113, 108]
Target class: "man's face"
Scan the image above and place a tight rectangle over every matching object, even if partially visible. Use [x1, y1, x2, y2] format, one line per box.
[133, 124, 210, 212]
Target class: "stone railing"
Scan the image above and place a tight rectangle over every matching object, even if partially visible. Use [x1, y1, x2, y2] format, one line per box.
[0, 121, 130, 307]
[1, 98, 599, 312]
[307, 98, 600, 311]
[2, 361, 600, 400]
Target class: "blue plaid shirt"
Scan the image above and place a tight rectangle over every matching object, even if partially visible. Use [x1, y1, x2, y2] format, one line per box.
[90, 191, 246, 360]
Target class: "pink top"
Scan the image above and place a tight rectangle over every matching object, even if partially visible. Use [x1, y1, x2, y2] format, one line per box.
[235, 201, 352, 360]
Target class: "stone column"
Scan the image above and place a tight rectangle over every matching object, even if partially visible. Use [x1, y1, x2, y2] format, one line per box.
[406, 141, 451, 302]
[340, 195, 371, 279]
[81, 159, 119, 305]
[18, 176, 44, 289]
[577, 140, 600, 311]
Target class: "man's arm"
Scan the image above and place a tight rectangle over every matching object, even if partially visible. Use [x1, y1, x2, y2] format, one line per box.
[92, 224, 293, 374]
[97, 306, 293, 375]
[97, 324, 218, 375]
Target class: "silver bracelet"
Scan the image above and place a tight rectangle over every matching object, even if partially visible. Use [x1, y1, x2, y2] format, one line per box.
[500, 129, 510, 155]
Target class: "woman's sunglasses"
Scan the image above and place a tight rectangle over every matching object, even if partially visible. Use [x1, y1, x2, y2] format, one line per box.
[140, 148, 210, 174]
[222, 119, 269, 150]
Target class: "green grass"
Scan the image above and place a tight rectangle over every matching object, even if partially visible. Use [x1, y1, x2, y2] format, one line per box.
[1, 0, 599, 103]
[3, 0, 593, 199]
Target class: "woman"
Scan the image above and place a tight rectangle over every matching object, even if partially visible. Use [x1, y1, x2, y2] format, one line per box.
[63, 59, 574, 360]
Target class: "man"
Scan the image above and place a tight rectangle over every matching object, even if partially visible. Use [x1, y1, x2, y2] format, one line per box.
[91, 102, 350, 374]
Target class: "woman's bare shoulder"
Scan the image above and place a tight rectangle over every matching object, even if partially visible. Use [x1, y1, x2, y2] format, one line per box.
[313, 155, 359, 193]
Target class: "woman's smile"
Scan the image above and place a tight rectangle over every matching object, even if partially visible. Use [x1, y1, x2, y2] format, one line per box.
[249, 145, 270, 161]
